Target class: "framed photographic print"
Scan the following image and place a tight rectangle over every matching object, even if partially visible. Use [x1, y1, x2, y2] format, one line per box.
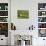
[17, 10, 29, 19]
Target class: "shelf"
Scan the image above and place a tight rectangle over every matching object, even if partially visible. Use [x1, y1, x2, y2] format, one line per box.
[38, 28, 46, 29]
[0, 16, 8, 17]
[0, 10, 8, 11]
[38, 15, 46, 17]
[38, 3, 46, 37]
[0, 22, 8, 23]
[38, 37, 46, 38]
[38, 10, 46, 11]
[38, 22, 46, 23]
[0, 3, 8, 37]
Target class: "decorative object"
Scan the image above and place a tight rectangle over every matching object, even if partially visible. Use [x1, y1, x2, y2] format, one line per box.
[38, 17, 46, 22]
[17, 40, 21, 45]
[15, 35, 32, 46]
[0, 23, 8, 37]
[38, 11, 46, 16]
[38, 3, 46, 37]
[11, 23, 16, 30]
[40, 8, 44, 10]
[5, 6, 8, 10]
[39, 29, 46, 37]
[0, 17, 8, 22]
[38, 3, 46, 10]
[42, 12, 45, 15]
[29, 25, 35, 30]
[0, 23, 8, 30]
[19, 35, 32, 45]
[0, 11, 8, 16]
[38, 23, 46, 28]
[0, 3, 8, 10]
[17, 10, 29, 19]
[21, 40, 25, 46]
[0, 6, 1, 10]
[0, 3, 8, 37]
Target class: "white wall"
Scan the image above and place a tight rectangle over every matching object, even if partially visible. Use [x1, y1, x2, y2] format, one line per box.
[11, 0, 38, 30]
[11, 0, 46, 30]
[11, 0, 38, 45]
[11, 0, 46, 46]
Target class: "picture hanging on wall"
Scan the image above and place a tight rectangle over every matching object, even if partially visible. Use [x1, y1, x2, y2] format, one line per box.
[17, 10, 29, 19]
